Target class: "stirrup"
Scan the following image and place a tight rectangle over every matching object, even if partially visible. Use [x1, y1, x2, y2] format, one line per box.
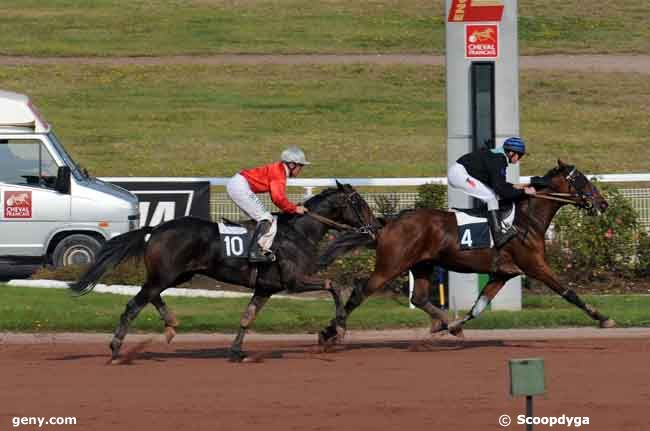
[493, 227, 517, 248]
[249, 250, 276, 263]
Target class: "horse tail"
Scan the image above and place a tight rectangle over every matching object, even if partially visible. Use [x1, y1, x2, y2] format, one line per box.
[69, 226, 155, 296]
[319, 230, 378, 268]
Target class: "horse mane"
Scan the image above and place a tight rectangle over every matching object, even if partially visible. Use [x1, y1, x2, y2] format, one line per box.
[303, 187, 340, 210]
[273, 187, 341, 226]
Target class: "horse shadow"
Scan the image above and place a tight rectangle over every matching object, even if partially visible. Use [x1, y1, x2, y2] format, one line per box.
[49, 337, 570, 364]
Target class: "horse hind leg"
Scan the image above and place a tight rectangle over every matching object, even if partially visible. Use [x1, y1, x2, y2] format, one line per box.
[110, 289, 152, 362]
[151, 295, 180, 343]
[149, 272, 193, 343]
[409, 264, 451, 337]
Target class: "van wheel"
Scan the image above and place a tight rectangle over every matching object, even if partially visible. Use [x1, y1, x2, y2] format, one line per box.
[52, 235, 103, 267]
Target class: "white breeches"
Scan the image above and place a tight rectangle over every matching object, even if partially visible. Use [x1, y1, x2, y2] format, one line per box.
[448, 163, 499, 210]
[226, 174, 277, 251]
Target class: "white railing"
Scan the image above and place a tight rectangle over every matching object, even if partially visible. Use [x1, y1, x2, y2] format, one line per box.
[102, 173, 650, 230]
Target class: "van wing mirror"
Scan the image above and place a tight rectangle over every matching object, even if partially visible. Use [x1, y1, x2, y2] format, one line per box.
[55, 166, 71, 194]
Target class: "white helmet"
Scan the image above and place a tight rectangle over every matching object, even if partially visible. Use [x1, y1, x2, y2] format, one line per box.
[281, 146, 310, 165]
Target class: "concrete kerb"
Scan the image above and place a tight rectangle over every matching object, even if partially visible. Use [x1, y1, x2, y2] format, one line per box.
[6, 279, 319, 300]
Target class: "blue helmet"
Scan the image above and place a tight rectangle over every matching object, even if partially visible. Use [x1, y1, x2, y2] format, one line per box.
[503, 137, 526, 155]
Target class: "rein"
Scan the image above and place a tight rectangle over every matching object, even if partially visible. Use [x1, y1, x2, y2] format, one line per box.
[306, 212, 354, 231]
[533, 192, 580, 205]
[306, 212, 377, 237]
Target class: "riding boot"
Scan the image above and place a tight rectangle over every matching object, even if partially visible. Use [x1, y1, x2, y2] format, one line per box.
[248, 220, 275, 263]
[487, 210, 517, 248]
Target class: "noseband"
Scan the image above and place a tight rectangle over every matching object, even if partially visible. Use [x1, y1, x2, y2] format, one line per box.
[342, 190, 378, 237]
[564, 167, 595, 210]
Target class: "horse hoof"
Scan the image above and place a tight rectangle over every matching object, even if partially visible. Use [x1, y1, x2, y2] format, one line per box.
[164, 326, 177, 344]
[167, 313, 180, 328]
[318, 327, 338, 346]
[229, 350, 246, 363]
[449, 324, 464, 338]
[430, 320, 448, 334]
[600, 319, 616, 328]
[106, 357, 121, 366]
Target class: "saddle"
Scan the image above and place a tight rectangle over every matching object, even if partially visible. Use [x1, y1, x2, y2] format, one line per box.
[452, 203, 513, 220]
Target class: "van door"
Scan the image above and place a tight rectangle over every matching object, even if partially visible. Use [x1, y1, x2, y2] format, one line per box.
[0, 138, 70, 257]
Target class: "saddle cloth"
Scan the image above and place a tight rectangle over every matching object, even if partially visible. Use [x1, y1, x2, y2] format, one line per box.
[453, 204, 515, 250]
[218, 220, 250, 259]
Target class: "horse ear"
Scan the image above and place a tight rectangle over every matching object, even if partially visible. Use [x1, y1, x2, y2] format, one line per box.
[557, 159, 566, 167]
[335, 180, 344, 190]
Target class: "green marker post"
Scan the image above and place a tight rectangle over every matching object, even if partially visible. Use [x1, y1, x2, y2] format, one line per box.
[509, 358, 545, 431]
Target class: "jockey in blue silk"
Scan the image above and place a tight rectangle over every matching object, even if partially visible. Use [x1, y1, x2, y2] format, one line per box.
[448, 137, 536, 247]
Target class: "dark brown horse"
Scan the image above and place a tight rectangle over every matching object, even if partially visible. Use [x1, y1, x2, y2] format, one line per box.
[318, 160, 613, 344]
[70, 182, 378, 362]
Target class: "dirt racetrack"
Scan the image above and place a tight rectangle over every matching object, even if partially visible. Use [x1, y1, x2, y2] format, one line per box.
[2, 329, 650, 431]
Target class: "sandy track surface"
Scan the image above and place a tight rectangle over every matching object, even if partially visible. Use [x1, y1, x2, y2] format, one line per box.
[2, 331, 649, 431]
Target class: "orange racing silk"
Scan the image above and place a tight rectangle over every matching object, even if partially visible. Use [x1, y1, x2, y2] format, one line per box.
[239, 162, 298, 213]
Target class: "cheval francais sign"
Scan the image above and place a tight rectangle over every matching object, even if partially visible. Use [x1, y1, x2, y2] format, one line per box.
[465, 24, 499, 58]
[4, 191, 32, 218]
[448, 0, 504, 22]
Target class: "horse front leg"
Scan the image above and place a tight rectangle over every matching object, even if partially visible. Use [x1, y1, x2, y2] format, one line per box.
[229, 293, 270, 362]
[320, 268, 395, 345]
[283, 275, 346, 346]
[447, 277, 508, 337]
[151, 295, 180, 344]
[527, 263, 615, 328]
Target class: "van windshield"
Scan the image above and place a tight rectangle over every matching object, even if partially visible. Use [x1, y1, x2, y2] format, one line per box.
[48, 132, 85, 181]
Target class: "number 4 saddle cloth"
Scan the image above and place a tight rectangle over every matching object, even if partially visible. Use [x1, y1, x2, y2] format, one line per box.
[453, 203, 516, 250]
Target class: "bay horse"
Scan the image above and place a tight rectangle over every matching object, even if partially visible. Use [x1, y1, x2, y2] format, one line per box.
[318, 160, 613, 344]
[70, 182, 377, 362]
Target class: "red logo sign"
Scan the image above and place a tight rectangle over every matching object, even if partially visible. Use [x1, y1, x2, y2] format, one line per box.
[465, 24, 499, 58]
[448, 0, 504, 22]
[4, 191, 32, 218]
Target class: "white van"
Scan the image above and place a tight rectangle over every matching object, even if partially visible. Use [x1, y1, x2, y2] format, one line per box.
[0, 90, 139, 269]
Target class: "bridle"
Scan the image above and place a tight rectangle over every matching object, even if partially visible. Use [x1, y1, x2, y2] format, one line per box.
[306, 189, 378, 237]
[522, 165, 603, 241]
[534, 167, 595, 211]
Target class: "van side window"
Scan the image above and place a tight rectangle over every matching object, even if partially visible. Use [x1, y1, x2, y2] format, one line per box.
[0, 140, 59, 189]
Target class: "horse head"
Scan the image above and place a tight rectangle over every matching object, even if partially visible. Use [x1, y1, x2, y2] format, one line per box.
[304, 181, 378, 231]
[539, 159, 609, 215]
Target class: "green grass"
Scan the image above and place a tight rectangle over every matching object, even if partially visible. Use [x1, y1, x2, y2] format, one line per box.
[1, 1, 649, 55]
[1, 64, 648, 178]
[0, 0, 439, 56]
[2, 285, 650, 332]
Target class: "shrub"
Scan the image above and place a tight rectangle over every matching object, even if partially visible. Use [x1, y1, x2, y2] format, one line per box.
[415, 183, 447, 210]
[32, 259, 146, 286]
[373, 193, 400, 218]
[637, 231, 650, 277]
[552, 181, 639, 280]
